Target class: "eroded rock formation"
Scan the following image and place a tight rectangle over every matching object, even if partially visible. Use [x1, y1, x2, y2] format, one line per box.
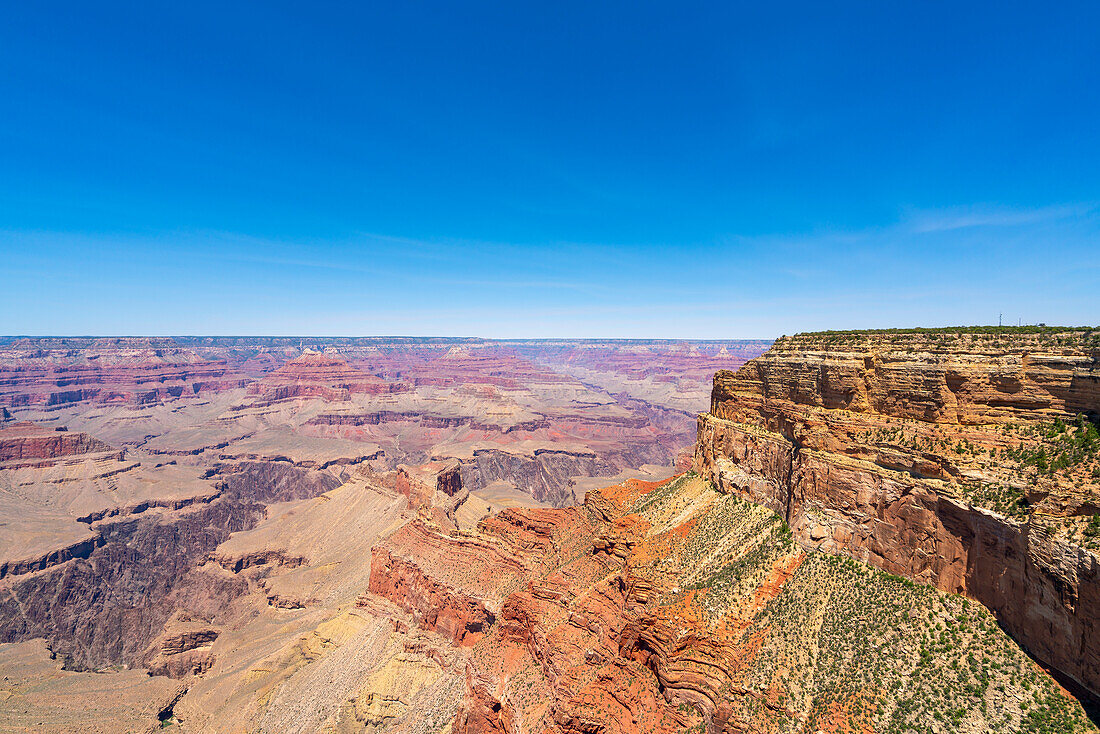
[1, 337, 763, 507]
[0, 421, 119, 467]
[695, 328, 1100, 698]
[0, 459, 341, 672]
[2, 331, 1096, 732]
[246, 351, 408, 404]
[361, 473, 1094, 732]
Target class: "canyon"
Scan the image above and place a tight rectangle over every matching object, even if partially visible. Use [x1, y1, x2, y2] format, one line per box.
[0, 330, 1097, 733]
[0, 337, 764, 506]
[0, 336, 762, 731]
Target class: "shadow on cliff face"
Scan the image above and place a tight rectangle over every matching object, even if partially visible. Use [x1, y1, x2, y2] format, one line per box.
[0, 461, 341, 672]
[1072, 684, 1100, 728]
[997, 618, 1100, 727]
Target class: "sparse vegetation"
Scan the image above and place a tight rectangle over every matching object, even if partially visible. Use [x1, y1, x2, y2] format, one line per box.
[779, 326, 1100, 350]
[1006, 414, 1100, 477]
[632, 472, 694, 514]
[799, 325, 1098, 337]
[642, 481, 1099, 733]
[750, 552, 1095, 733]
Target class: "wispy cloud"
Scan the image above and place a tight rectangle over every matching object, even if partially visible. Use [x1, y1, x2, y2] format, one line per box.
[4, 200, 1097, 337]
[903, 202, 1096, 233]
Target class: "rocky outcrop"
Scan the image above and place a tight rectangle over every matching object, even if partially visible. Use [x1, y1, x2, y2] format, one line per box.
[367, 507, 574, 650]
[0, 498, 258, 670]
[213, 460, 344, 503]
[357, 471, 1095, 732]
[0, 421, 120, 467]
[713, 330, 1100, 425]
[694, 328, 1100, 698]
[5, 333, 1095, 732]
[142, 617, 221, 678]
[368, 547, 496, 646]
[458, 446, 673, 508]
[0, 535, 105, 580]
[392, 461, 463, 509]
[247, 351, 407, 404]
[458, 449, 610, 507]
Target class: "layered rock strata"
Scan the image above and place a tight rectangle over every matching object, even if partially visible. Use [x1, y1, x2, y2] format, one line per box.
[0, 459, 341, 672]
[694, 328, 1100, 698]
[2, 338, 765, 506]
[0, 339, 248, 408]
[246, 351, 408, 404]
[366, 474, 1094, 732]
[0, 421, 119, 467]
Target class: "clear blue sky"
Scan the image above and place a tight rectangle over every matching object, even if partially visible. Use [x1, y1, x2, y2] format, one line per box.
[1, 2, 1097, 337]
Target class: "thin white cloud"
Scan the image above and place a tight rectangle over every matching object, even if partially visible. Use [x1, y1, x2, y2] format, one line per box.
[904, 202, 1096, 233]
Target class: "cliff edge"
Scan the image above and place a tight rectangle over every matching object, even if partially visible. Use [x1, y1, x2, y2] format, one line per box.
[695, 327, 1100, 697]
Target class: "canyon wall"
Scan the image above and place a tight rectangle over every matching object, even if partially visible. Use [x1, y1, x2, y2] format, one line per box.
[0, 460, 341, 671]
[355, 472, 1093, 732]
[694, 328, 1100, 697]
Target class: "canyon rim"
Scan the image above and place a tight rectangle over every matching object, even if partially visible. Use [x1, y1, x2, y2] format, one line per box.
[0, 330, 1097, 732]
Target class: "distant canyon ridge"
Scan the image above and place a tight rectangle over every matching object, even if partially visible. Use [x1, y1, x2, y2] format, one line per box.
[0, 336, 770, 506]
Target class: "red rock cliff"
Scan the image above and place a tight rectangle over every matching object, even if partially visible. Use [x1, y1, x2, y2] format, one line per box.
[0, 422, 119, 466]
[695, 328, 1100, 697]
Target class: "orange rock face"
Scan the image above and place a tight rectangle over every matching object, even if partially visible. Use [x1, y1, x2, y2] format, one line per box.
[695, 329, 1100, 698]
[392, 460, 463, 510]
[362, 467, 1095, 733]
[2, 333, 1096, 732]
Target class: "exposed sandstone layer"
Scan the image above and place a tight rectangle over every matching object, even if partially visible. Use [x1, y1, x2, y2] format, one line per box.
[362, 475, 1095, 732]
[694, 328, 1100, 698]
[716, 330, 1099, 425]
[246, 351, 408, 404]
[0, 421, 118, 467]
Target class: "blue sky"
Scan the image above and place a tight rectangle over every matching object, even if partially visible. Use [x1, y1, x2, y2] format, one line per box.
[1, 2, 1097, 337]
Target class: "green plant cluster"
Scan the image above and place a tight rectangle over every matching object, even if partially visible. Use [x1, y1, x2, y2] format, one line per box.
[631, 472, 693, 515]
[962, 482, 1030, 519]
[780, 326, 1100, 351]
[1005, 414, 1100, 476]
[796, 325, 1097, 337]
[731, 552, 1095, 733]
[862, 424, 991, 457]
[679, 495, 790, 594]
